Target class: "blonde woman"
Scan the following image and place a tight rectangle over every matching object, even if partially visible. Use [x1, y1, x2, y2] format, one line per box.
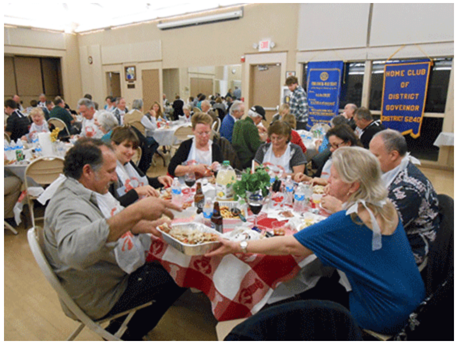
[207, 147, 425, 335]
[271, 103, 290, 124]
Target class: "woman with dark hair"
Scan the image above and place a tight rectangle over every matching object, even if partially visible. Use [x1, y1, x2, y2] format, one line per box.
[294, 124, 362, 185]
[109, 126, 172, 207]
[254, 120, 307, 177]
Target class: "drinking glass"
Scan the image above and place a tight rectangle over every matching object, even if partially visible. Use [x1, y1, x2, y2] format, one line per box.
[311, 193, 323, 214]
[247, 190, 264, 229]
[184, 171, 196, 189]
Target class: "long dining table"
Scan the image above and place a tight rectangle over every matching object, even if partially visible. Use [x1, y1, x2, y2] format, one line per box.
[144, 198, 336, 322]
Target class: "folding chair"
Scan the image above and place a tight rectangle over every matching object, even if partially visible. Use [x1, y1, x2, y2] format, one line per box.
[27, 227, 154, 341]
[24, 156, 65, 228]
[131, 147, 142, 167]
[212, 117, 221, 136]
[4, 221, 18, 235]
[170, 125, 194, 156]
[48, 118, 71, 137]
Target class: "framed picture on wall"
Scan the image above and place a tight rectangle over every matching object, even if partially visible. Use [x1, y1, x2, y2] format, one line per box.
[125, 66, 136, 82]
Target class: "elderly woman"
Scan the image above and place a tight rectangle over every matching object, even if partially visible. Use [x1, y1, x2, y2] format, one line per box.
[207, 147, 425, 335]
[168, 113, 223, 178]
[95, 110, 118, 143]
[181, 104, 192, 122]
[109, 126, 172, 207]
[294, 124, 362, 185]
[254, 120, 306, 177]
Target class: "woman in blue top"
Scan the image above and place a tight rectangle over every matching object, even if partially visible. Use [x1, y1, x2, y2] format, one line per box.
[207, 147, 425, 334]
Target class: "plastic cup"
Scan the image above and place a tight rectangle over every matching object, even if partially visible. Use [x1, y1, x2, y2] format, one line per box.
[272, 221, 286, 236]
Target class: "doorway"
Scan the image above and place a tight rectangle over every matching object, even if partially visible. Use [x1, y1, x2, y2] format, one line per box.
[142, 69, 160, 112]
[107, 72, 121, 98]
[250, 64, 281, 123]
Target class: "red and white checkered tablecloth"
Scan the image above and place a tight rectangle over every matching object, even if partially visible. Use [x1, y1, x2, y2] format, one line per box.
[145, 216, 317, 321]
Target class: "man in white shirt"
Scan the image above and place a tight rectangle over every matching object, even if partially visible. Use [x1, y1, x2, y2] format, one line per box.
[77, 98, 103, 138]
[37, 94, 47, 108]
[113, 97, 128, 125]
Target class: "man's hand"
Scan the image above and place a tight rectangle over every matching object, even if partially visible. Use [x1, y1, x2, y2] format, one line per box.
[135, 185, 160, 197]
[134, 197, 182, 222]
[157, 175, 173, 188]
[131, 217, 171, 238]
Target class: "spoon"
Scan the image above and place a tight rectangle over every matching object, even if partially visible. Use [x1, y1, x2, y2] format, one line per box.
[231, 208, 247, 222]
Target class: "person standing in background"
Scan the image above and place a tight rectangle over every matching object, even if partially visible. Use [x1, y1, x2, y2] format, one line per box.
[285, 76, 308, 130]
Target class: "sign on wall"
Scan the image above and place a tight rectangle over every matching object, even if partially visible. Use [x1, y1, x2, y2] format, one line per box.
[380, 59, 431, 138]
[306, 61, 343, 129]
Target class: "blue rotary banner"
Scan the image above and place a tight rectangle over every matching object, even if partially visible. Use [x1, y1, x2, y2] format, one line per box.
[381, 60, 431, 138]
[306, 61, 343, 129]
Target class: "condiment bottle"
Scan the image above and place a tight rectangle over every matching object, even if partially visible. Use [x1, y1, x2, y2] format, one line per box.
[211, 201, 223, 233]
[194, 182, 205, 213]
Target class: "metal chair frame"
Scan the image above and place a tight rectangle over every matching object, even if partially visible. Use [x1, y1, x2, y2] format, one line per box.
[27, 227, 154, 341]
[24, 156, 65, 228]
[48, 118, 71, 137]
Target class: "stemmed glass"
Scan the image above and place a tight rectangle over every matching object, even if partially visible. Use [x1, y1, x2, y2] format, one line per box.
[184, 171, 196, 188]
[247, 190, 264, 229]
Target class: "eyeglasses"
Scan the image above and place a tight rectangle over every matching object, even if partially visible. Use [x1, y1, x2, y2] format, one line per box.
[327, 141, 347, 149]
[195, 131, 211, 136]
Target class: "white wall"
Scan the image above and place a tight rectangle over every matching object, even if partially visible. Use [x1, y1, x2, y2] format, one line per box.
[297, 3, 454, 51]
[297, 4, 370, 50]
[370, 4, 454, 46]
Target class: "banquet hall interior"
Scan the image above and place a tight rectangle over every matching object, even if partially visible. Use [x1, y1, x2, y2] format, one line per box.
[4, 2, 454, 341]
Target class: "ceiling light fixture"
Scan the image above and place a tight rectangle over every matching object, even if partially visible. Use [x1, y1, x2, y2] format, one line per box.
[157, 8, 243, 30]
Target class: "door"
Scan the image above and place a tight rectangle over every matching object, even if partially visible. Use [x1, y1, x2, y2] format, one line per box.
[107, 72, 121, 98]
[190, 77, 213, 98]
[249, 64, 281, 123]
[142, 69, 160, 112]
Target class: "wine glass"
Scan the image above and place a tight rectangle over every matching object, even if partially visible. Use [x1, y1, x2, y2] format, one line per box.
[247, 190, 264, 229]
[184, 171, 196, 188]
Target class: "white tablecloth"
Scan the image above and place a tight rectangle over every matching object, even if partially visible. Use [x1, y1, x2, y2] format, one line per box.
[152, 122, 191, 146]
[433, 132, 454, 147]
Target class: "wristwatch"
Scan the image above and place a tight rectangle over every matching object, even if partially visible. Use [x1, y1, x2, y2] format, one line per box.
[239, 240, 248, 253]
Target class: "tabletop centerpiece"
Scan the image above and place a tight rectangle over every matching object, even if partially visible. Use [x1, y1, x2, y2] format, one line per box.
[232, 166, 271, 202]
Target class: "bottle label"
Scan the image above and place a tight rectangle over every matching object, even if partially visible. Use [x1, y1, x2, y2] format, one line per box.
[286, 186, 294, 192]
[294, 194, 305, 202]
[216, 182, 234, 200]
[172, 188, 182, 195]
[16, 149, 24, 162]
[211, 221, 223, 233]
